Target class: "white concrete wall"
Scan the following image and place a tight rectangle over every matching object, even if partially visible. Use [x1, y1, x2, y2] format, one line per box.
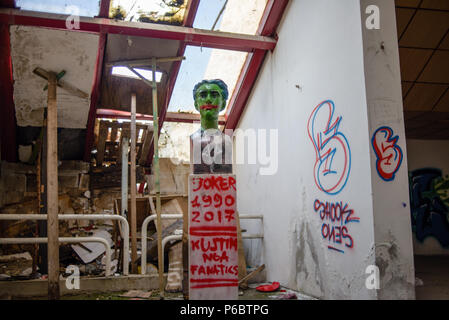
[234, 0, 378, 299]
[361, 0, 415, 299]
[407, 139, 449, 255]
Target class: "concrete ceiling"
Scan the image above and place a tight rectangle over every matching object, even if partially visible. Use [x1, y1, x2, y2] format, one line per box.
[395, 0, 449, 139]
[10, 25, 99, 128]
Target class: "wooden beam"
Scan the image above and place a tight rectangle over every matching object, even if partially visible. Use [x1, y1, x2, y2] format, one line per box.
[33, 67, 89, 99]
[46, 72, 60, 300]
[96, 121, 107, 166]
[138, 126, 153, 167]
[130, 93, 137, 274]
[0, 8, 277, 52]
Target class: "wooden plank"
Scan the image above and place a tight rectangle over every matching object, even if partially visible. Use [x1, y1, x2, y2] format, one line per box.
[117, 126, 129, 165]
[130, 93, 137, 274]
[138, 126, 153, 166]
[110, 124, 118, 143]
[96, 121, 108, 166]
[46, 72, 60, 300]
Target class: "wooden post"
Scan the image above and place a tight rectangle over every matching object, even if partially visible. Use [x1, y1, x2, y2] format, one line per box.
[46, 72, 60, 300]
[130, 93, 137, 274]
[152, 58, 164, 298]
[121, 133, 129, 218]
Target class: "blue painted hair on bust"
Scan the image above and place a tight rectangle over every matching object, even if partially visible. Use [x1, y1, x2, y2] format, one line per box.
[193, 79, 229, 102]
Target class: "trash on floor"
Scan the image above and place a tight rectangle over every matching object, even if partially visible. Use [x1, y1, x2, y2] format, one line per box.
[256, 281, 280, 292]
[120, 290, 154, 299]
[0, 251, 33, 278]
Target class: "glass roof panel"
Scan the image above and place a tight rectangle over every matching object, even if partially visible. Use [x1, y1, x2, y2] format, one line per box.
[16, 0, 100, 17]
[109, 0, 189, 25]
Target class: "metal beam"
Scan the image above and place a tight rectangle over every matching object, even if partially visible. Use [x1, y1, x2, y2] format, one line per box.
[145, 0, 201, 167]
[96, 108, 225, 125]
[0, 23, 17, 162]
[0, 8, 277, 52]
[83, 0, 110, 162]
[225, 0, 289, 130]
[0, 0, 15, 8]
[97, 0, 110, 18]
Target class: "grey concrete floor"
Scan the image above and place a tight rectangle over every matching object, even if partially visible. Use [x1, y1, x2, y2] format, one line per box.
[414, 255, 449, 300]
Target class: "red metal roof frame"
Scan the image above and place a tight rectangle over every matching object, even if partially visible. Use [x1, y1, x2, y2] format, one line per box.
[225, 0, 289, 130]
[0, 0, 16, 162]
[0, 0, 285, 164]
[0, 9, 276, 52]
[145, 0, 200, 167]
[83, 0, 110, 161]
[0, 21, 17, 162]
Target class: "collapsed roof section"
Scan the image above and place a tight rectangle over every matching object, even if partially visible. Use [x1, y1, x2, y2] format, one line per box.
[0, 0, 288, 164]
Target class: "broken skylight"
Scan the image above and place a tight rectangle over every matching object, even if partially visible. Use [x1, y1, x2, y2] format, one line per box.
[109, 0, 189, 25]
[111, 66, 163, 83]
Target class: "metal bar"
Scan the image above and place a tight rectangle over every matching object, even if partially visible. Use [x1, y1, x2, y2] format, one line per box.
[0, 214, 130, 276]
[0, 237, 112, 276]
[151, 57, 164, 297]
[96, 109, 225, 125]
[107, 56, 185, 68]
[140, 214, 183, 275]
[121, 136, 129, 220]
[130, 93, 137, 273]
[0, 9, 277, 52]
[139, 213, 262, 275]
[161, 234, 182, 274]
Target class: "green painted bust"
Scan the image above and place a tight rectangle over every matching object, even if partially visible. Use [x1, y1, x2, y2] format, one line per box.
[190, 79, 232, 174]
[193, 79, 228, 130]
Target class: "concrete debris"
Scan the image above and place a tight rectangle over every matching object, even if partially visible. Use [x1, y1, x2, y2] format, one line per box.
[415, 277, 424, 286]
[120, 290, 154, 299]
[0, 252, 33, 278]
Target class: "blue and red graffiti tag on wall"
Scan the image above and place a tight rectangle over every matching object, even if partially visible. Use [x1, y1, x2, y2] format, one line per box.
[409, 168, 449, 247]
[313, 199, 360, 253]
[371, 126, 403, 181]
[307, 100, 351, 195]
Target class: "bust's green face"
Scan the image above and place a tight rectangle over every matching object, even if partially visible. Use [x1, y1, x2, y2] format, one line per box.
[194, 83, 225, 120]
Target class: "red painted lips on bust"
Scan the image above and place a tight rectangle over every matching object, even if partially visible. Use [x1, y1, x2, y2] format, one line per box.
[200, 104, 219, 110]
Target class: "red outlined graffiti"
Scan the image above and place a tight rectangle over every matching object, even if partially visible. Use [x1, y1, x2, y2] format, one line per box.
[189, 175, 238, 298]
[307, 100, 351, 195]
[371, 126, 403, 181]
[313, 199, 360, 253]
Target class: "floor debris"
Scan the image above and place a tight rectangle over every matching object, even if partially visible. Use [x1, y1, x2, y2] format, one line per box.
[120, 290, 154, 299]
